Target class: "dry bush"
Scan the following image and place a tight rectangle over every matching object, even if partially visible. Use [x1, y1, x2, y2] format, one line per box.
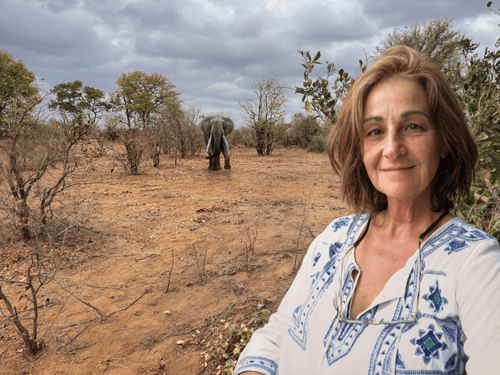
[115, 128, 147, 174]
[202, 306, 270, 374]
[192, 243, 208, 282]
[0, 104, 98, 242]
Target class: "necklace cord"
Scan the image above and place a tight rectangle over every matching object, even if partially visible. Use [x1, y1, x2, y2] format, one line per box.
[354, 211, 448, 249]
[418, 210, 448, 247]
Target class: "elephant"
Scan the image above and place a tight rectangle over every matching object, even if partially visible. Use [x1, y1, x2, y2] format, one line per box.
[200, 116, 234, 170]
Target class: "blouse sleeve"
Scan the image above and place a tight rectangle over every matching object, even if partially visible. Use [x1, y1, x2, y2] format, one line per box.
[456, 236, 500, 374]
[233, 230, 328, 375]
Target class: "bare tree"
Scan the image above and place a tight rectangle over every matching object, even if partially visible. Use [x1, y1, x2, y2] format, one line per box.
[239, 76, 287, 155]
[183, 107, 205, 156]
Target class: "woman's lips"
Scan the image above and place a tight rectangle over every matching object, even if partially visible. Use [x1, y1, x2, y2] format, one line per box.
[381, 166, 415, 171]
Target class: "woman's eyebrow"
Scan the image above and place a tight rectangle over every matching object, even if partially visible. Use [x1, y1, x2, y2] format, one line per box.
[401, 110, 430, 121]
[363, 116, 383, 123]
[363, 110, 430, 123]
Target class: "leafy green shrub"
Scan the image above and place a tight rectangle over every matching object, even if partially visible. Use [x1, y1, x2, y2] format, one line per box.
[451, 17, 500, 241]
[307, 134, 325, 153]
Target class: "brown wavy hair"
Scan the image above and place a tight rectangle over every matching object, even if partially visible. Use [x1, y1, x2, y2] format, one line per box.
[328, 45, 477, 213]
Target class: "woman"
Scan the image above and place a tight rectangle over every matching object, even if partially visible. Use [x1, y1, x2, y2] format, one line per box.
[234, 45, 500, 374]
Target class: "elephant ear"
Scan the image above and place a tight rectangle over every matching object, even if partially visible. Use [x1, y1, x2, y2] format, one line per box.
[200, 116, 213, 134]
[222, 117, 234, 135]
[200, 116, 214, 143]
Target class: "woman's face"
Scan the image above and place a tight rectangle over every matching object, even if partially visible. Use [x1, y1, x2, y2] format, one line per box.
[361, 76, 445, 204]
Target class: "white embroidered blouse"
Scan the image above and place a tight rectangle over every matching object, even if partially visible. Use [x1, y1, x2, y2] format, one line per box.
[233, 214, 500, 375]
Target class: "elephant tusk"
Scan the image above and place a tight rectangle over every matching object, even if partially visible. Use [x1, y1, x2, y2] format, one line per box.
[206, 135, 212, 153]
[223, 135, 229, 151]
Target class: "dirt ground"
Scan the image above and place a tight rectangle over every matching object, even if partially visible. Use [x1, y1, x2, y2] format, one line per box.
[0, 145, 348, 374]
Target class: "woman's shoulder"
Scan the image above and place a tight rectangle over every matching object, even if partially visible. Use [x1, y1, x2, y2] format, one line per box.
[327, 212, 370, 233]
[426, 216, 499, 259]
[314, 213, 370, 247]
[441, 216, 498, 243]
[304, 213, 370, 270]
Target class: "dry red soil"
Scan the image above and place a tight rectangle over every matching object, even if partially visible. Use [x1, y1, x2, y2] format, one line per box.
[0, 145, 348, 374]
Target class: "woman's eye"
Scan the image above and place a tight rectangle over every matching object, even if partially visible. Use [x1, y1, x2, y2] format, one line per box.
[367, 129, 382, 136]
[406, 123, 422, 131]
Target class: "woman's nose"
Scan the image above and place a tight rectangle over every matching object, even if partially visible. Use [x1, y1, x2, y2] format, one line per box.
[383, 130, 406, 159]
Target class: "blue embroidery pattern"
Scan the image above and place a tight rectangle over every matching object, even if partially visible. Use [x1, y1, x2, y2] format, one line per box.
[368, 324, 403, 375]
[324, 260, 377, 365]
[288, 215, 368, 350]
[444, 240, 468, 255]
[420, 223, 493, 259]
[423, 281, 448, 313]
[368, 314, 465, 374]
[288, 249, 339, 350]
[367, 218, 478, 375]
[368, 288, 416, 375]
[411, 324, 448, 365]
[395, 350, 407, 369]
[445, 353, 458, 370]
[288, 244, 341, 350]
[236, 356, 278, 375]
[325, 313, 374, 365]
[332, 217, 350, 232]
[313, 252, 322, 267]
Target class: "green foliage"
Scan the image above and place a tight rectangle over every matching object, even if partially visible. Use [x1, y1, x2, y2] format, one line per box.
[0, 52, 100, 241]
[295, 50, 363, 123]
[289, 112, 322, 149]
[374, 19, 474, 72]
[0, 50, 38, 130]
[374, 18, 479, 91]
[452, 22, 500, 239]
[307, 134, 326, 153]
[111, 71, 182, 173]
[49, 80, 111, 124]
[112, 71, 181, 129]
[459, 49, 500, 184]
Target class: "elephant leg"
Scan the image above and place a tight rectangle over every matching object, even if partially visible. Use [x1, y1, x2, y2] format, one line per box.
[215, 153, 221, 170]
[208, 146, 215, 170]
[222, 148, 231, 170]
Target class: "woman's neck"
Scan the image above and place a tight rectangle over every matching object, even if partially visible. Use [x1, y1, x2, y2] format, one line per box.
[373, 199, 445, 240]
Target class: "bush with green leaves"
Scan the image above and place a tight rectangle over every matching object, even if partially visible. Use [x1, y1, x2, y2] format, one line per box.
[295, 50, 361, 123]
[288, 113, 322, 148]
[453, 44, 500, 239]
[111, 71, 182, 173]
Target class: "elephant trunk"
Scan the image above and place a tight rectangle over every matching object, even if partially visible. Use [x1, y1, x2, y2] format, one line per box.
[206, 129, 223, 159]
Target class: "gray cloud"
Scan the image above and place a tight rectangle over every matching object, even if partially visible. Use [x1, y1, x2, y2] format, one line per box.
[0, 0, 497, 125]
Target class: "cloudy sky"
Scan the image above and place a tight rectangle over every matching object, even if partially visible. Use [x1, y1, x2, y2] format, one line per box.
[0, 0, 498, 126]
